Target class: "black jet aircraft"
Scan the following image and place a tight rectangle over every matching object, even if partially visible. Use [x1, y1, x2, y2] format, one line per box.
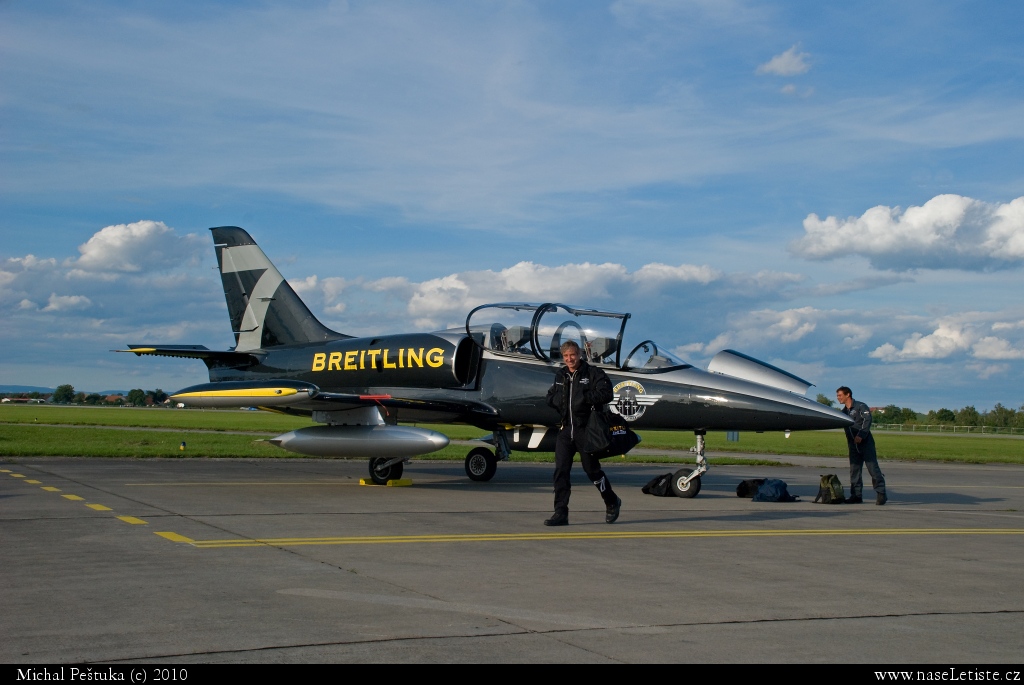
[121, 226, 852, 496]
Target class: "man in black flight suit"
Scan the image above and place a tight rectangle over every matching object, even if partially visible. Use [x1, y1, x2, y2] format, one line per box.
[544, 340, 622, 526]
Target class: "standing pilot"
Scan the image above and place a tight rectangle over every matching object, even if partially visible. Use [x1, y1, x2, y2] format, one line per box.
[544, 340, 621, 526]
[836, 386, 887, 505]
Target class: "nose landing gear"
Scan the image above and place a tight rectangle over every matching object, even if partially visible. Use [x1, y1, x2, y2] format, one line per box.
[670, 430, 707, 498]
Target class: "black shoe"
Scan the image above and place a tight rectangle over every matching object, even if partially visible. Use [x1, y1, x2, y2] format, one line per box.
[876, 493, 887, 506]
[846, 495, 863, 504]
[544, 512, 568, 526]
[606, 496, 621, 524]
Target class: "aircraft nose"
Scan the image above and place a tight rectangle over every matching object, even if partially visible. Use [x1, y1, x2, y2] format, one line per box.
[805, 399, 853, 428]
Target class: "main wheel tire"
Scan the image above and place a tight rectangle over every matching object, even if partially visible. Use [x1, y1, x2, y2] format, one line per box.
[465, 447, 498, 482]
[671, 468, 701, 498]
[368, 457, 404, 485]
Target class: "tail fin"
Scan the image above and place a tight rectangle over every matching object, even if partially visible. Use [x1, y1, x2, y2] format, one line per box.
[210, 226, 349, 351]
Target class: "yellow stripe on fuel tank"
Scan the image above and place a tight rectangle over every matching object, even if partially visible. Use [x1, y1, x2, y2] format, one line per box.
[172, 388, 299, 399]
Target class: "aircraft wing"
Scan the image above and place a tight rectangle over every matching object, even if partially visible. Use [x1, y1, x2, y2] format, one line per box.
[315, 392, 500, 418]
[116, 345, 263, 367]
[167, 380, 498, 417]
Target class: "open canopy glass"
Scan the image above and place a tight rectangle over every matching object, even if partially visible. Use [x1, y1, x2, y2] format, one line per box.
[466, 303, 691, 372]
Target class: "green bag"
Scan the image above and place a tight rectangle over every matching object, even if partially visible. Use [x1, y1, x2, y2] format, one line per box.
[814, 474, 846, 504]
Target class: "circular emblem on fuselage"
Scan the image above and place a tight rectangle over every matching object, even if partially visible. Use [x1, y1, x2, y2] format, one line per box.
[610, 380, 662, 422]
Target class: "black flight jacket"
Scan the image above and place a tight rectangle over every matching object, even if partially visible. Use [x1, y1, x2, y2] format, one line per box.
[545, 360, 614, 441]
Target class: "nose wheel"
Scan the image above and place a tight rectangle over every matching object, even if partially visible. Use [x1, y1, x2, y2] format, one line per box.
[671, 468, 702, 497]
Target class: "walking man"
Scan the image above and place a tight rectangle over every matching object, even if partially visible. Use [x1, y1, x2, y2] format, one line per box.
[544, 340, 621, 525]
[836, 386, 887, 505]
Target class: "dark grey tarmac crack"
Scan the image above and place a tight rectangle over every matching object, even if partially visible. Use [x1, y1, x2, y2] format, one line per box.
[97, 607, 1024, 664]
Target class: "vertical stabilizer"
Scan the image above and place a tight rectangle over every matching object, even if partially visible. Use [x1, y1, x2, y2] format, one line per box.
[210, 227, 348, 350]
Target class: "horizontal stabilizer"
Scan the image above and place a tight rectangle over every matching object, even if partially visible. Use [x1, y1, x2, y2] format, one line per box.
[707, 349, 813, 395]
[117, 345, 263, 367]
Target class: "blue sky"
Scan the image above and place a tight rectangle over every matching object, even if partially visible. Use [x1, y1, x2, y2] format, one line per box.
[2, 0, 1023, 412]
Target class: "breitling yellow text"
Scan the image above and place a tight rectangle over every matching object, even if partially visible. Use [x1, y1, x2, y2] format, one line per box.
[310, 347, 445, 372]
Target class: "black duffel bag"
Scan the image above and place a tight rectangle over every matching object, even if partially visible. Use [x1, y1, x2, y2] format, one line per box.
[581, 409, 640, 459]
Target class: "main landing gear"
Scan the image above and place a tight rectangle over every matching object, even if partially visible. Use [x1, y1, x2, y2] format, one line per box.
[670, 430, 708, 498]
[464, 430, 511, 481]
[368, 456, 406, 485]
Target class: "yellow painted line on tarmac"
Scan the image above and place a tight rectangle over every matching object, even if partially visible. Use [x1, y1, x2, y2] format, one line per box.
[0, 469, 11, 472]
[117, 516, 148, 525]
[61, 494, 84, 501]
[41, 486, 60, 492]
[25, 479, 41, 484]
[125, 481, 359, 486]
[153, 527, 1024, 549]
[9, 473, 26, 478]
[86, 504, 112, 511]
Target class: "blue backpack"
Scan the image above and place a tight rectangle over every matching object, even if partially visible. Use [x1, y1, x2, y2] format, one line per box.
[751, 478, 798, 502]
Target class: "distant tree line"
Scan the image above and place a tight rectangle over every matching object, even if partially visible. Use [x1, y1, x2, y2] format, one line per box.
[39, 385, 170, 407]
[815, 393, 1024, 428]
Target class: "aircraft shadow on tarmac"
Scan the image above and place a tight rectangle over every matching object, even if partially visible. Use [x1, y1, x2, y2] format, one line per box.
[395, 464, 1007, 511]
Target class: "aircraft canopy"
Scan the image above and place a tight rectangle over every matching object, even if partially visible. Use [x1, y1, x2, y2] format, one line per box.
[466, 303, 691, 372]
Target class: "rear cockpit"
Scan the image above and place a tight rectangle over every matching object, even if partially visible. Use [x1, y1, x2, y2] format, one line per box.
[466, 303, 691, 373]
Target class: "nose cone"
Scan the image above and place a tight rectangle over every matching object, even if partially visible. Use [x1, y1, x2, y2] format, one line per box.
[789, 398, 853, 430]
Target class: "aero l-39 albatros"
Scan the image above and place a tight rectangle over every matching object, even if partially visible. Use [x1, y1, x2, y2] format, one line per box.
[122, 227, 852, 497]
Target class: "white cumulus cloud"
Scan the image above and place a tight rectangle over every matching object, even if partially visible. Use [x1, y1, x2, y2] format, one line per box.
[971, 336, 1024, 360]
[6, 255, 57, 270]
[791, 195, 1024, 271]
[398, 260, 727, 328]
[869, 313, 1024, 362]
[65, 220, 204, 273]
[320, 277, 354, 304]
[632, 263, 721, 286]
[756, 45, 810, 76]
[681, 306, 838, 357]
[288, 275, 319, 295]
[41, 293, 92, 312]
[837, 323, 872, 348]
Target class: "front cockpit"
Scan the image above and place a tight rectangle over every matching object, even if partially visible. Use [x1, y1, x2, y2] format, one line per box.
[466, 303, 691, 373]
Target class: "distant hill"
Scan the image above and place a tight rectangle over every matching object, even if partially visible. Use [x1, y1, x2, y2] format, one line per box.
[0, 385, 129, 396]
[0, 385, 54, 394]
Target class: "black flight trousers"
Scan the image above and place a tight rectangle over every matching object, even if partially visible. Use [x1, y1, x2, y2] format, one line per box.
[552, 428, 618, 515]
[848, 433, 886, 498]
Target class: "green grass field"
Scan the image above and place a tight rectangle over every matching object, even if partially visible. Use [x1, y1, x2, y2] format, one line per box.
[0, 404, 310, 432]
[2, 405, 1022, 463]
